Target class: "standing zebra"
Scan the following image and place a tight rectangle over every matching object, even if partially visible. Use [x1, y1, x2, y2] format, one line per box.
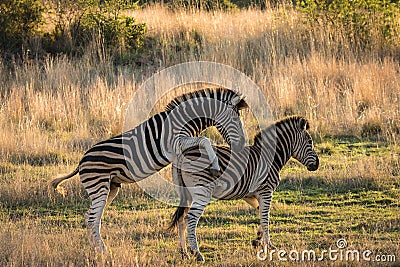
[170, 116, 319, 261]
[51, 88, 248, 251]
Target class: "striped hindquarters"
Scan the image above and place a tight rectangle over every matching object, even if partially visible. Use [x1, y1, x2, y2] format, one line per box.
[79, 113, 171, 189]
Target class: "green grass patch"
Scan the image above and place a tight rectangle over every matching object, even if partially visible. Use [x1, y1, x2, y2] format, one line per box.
[0, 136, 399, 266]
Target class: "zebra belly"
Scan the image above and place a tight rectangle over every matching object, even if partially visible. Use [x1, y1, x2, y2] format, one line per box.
[212, 177, 252, 200]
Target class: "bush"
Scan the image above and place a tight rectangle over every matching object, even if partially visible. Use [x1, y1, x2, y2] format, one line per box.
[86, 14, 146, 51]
[297, 0, 400, 52]
[1, 0, 146, 61]
[49, 0, 146, 61]
[0, 0, 44, 55]
[140, 0, 289, 10]
[141, 0, 238, 10]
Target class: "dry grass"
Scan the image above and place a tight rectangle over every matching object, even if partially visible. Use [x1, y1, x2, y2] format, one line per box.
[1, 5, 398, 160]
[131, 5, 400, 141]
[0, 4, 399, 266]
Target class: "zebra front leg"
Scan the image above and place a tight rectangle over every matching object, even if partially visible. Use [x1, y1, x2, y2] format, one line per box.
[198, 137, 220, 176]
[252, 225, 264, 248]
[84, 181, 111, 252]
[258, 190, 276, 251]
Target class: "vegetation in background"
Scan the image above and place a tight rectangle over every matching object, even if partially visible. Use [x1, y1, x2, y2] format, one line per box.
[0, 0, 146, 61]
[0, 2, 399, 266]
[0, 0, 44, 55]
[297, 0, 400, 55]
[1, 0, 400, 60]
[44, 0, 146, 62]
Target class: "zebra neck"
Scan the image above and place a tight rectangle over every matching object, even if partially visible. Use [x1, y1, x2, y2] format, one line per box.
[256, 138, 292, 173]
[178, 117, 215, 137]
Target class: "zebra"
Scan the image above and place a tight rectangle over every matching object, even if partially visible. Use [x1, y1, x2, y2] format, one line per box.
[169, 116, 319, 261]
[51, 88, 248, 251]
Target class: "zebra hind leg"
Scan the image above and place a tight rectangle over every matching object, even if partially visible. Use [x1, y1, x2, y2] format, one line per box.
[243, 197, 263, 248]
[252, 225, 263, 248]
[84, 181, 111, 252]
[177, 207, 190, 259]
[186, 203, 208, 262]
[106, 181, 121, 208]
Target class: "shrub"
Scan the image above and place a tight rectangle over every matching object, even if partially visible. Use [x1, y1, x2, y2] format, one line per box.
[73, 9, 147, 62]
[297, 0, 400, 52]
[141, 0, 238, 10]
[0, 0, 44, 55]
[1, 0, 146, 61]
[361, 120, 382, 138]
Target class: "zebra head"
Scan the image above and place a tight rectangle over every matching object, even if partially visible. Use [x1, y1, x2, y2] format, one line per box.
[214, 95, 248, 152]
[291, 117, 319, 171]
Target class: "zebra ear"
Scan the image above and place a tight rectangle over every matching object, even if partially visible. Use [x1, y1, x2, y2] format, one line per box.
[231, 96, 248, 110]
[299, 117, 310, 130]
[236, 97, 248, 110]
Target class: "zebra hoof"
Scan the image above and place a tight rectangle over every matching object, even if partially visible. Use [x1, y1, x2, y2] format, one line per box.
[210, 168, 219, 177]
[193, 251, 205, 262]
[268, 241, 277, 250]
[181, 252, 190, 260]
[180, 249, 190, 260]
[252, 239, 262, 248]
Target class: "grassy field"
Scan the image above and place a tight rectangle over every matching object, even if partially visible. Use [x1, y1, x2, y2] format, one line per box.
[0, 4, 399, 266]
[0, 139, 398, 266]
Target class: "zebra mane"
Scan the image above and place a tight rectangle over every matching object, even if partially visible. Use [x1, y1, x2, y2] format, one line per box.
[164, 87, 244, 112]
[253, 115, 310, 146]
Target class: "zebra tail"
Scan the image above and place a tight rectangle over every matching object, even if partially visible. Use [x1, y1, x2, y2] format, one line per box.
[168, 165, 192, 231]
[168, 206, 189, 231]
[50, 167, 79, 195]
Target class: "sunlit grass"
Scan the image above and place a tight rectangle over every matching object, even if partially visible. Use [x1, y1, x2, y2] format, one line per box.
[0, 139, 399, 266]
[0, 4, 399, 266]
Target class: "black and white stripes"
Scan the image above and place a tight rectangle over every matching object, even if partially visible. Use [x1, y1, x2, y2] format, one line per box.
[170, 116, 319, 261]
[51, 88, 248, 251]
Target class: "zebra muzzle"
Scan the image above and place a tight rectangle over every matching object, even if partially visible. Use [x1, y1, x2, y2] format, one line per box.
[307, 156, 319, 171]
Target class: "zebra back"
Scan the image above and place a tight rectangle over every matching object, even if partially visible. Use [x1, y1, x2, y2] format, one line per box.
[175, 116, 319, 199]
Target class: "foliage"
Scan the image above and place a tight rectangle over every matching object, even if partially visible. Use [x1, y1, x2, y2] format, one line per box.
[141, 0, 238, 10]
[297, 0, 400, 51]
[0, 0, 44, 54]
[0, 0, 146, 60]
[45, 0, 146, 60]
[139, 0, 293, 9]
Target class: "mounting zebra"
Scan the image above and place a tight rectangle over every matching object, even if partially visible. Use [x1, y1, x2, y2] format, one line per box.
[51, 88, 248, 251]
[170, 116, 319, 262]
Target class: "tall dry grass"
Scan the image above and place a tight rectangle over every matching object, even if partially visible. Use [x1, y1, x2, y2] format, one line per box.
[0, 55, 137, 164]
[1, 5, 399, 167]
[0, 5, 399, 264]
[131, 5, 400, 141]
